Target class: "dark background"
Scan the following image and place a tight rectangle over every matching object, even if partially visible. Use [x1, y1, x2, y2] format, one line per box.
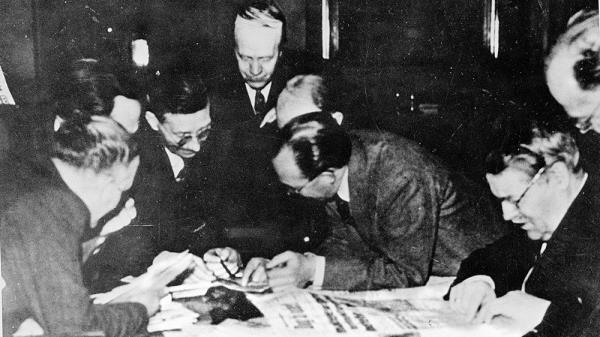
[0, 0, 598, 179]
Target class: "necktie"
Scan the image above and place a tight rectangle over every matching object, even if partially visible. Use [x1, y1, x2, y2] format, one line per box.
[334, 195, 354, 225]
[254, 89, 266, 115]
[176, 158, 191, 183]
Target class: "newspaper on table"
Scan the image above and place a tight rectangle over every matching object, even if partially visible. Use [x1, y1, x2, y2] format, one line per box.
[247, 281, 522, 337]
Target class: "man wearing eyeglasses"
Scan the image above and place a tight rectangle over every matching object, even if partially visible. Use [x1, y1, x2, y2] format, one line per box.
[134, 72, 219, 258]
[446, 123, 600, 336]
[240, 112, 506, 291]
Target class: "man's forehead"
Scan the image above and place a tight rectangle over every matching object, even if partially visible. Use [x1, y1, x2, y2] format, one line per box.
[162, 107, 211, 131]
[234, 18, 282, 47]
[488, 167, 530, 197]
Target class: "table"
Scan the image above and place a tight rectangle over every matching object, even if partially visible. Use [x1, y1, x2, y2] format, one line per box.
[163, 277, 527, 337]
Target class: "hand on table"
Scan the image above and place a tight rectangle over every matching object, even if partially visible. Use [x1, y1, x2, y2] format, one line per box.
[241, 251, 316, 291]
[476, 290, 550, 331]
[265, 251, 316, 292]
[241, 257, 270, 286]
[203, 247, 242, 279]
[184, 255, 216, 283]
[449, 279, 496, 322]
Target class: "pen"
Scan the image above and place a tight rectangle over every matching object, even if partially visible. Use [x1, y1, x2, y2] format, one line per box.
[220, 258, 238, 279]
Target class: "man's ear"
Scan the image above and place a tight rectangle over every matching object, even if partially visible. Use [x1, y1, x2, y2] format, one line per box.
[331, 111, 344, 125]
[547, 161, 570, 190]
[145, 111, 160, 131]
[318, 170, 337, 186]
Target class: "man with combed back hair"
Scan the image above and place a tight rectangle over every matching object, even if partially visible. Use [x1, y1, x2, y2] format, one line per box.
[241, 112, 507, 292]
[1, 116, 193, 337]
[447, 122, 600, 336]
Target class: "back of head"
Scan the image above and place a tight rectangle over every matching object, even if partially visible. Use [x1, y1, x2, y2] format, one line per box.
[235, 0, 287, 45]
[546, 10, 600, 91]
[52, 115, 139, 173]
[54, 59, 124, 121]
[277, 74, 328, 128]
[486, 121, 581, 177]
[279, 112, 351, 180]
[147, 73, 209, 122]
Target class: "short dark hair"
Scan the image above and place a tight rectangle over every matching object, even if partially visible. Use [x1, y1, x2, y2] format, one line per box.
[236, 0, 287, 45]
[147, 73, 209, 122]
[54, 59, 125, 120]
[485, 121, 580, 176]
[52, 116, 139, 173]
[278, 112, 351, 180]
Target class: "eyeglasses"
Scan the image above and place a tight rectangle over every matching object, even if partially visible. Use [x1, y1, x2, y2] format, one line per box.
[507, 165, 548, 209]
[160, 124, 211, 148]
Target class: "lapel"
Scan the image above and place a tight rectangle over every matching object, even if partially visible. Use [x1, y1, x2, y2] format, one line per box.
[347, 133, 377, 243]
[526, 176, 599, 294]
[232, 78, 256, 119]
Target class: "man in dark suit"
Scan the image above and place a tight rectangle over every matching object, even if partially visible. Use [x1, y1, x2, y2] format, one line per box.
[2, 117, 191, 337]
[446, 124, 600, 336]
[210, 0, 291, 129]
[83, 73, 221, 292]
[242, 112, 505, 291]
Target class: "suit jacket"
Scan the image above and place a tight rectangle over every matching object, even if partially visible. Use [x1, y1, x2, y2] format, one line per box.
[2, 159, 148, 337]
[83, 119, 224, 293]
[212, 118, 330, 259]
[317, 130, 506, 290]
[450, 176, 600, 337]
[209, 64, 293, 130]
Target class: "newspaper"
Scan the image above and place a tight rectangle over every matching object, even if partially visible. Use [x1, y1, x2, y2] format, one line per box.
[245, 281, 523, 337]
[250, 290, 468, 335]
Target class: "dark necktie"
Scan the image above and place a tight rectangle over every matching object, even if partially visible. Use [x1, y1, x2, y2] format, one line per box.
[254, 89, 266, 115]
[334, 195, 354, 225]
[176, 158, 191, 183]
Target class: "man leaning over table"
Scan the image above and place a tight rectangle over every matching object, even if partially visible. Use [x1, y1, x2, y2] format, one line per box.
[447, 123, 600, 337]
[234, 112, 506, 291]
[1, 117, 205, 337]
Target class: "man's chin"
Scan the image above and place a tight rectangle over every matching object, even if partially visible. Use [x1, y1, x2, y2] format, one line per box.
[526, 231, 543, 241]
[177, 151, 197, 159]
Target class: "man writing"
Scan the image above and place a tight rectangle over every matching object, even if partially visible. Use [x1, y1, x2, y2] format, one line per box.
[241, 112, 505, 291]
[447, 124, 600, 336]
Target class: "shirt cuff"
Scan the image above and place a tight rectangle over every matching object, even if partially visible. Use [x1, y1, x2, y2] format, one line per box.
[305, 253, 325, 290]
[463, 275, 495, 290]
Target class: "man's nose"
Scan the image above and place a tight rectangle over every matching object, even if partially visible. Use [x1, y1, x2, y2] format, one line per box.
[183, 136, 201, 153]
[249, 60, 262, 76]
[501, 200, 521, 222]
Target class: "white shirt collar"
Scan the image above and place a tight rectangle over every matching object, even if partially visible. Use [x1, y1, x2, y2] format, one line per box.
[245, 82, 272, 113]
[336, 167, 350, 202]
[164, 148, 185, 180]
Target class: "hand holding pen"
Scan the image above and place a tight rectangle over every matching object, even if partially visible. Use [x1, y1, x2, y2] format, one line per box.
[203, 247, 242, 279]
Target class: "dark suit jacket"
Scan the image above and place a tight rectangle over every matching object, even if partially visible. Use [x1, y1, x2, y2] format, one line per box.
[317, 130, 506, 290]
[449, 176, 600, 337]
[2, 159, 148, 337]
[209, 64, 293, 130]
[83, 119, 224, 293]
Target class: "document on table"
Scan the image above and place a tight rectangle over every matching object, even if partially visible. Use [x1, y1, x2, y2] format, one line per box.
[247, 286, 523, 337]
